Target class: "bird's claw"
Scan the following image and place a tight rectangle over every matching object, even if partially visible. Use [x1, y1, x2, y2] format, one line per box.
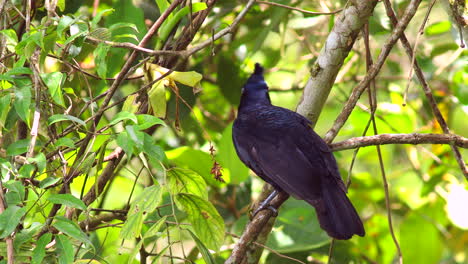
[252, 204, 278, 218]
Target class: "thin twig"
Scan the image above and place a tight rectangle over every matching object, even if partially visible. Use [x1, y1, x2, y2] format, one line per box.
[257, 1, 342, 15]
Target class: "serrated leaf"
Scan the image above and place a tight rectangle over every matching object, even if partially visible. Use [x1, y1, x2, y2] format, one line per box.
[109, 111, 137, 126]
[47, 194, 87, 211]
[48, 114, 86, 126]
[56, 234, 74, 264]
[167, 168, 207, 199]
[176, 193, 224, 250]
[120, 211, 144, 239]
[136, 114, 165, 130]
[186, 229, 216, 264]
[32, 233, 52, 264]
[0, 205, 27, 238]
[41, 72, 65, 106]
[6, 139, 30, 156]
[53, 216, 93, 247]
[13, 86, 31, 124]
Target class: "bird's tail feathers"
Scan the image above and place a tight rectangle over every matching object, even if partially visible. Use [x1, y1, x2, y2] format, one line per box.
[309, 183, 365, 240]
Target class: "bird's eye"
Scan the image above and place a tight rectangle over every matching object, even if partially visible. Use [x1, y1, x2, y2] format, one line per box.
[241, 87, 245, 94]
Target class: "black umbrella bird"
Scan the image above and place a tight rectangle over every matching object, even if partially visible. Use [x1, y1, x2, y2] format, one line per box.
[232, 63, 365, 240]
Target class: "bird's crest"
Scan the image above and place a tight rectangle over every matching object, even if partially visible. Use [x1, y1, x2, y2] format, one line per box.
[254, 63, 264, 75]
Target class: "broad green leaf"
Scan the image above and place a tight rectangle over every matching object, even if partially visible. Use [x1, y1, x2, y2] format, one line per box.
[401, 212, 443, 264]
[425, 21, 451, 36]
[47, 194, 87, 211]
[18, 163, 35, 178]
[109, 111, 137, 126]
[126, 125, 144, 150]
[116, 131, 134, 156]
[39, 177, 61, 189]
[0, 93, 11, 128]
[14, 222, 42, 251]
[166, 146, 224, 187]
[0, 205, 27, 238]
[89, 27, 111, 41]
[93, 43, 110, 79]
[7, 67, 33, 75]
[56, 234, 74, 264]
[13, 86, 31, 124]
[176, 193, 224, 250]
[91, 9, 114, 27]
[0, 29, 18, 45]
[6, 139, 30, 156]
[41, 72, 65, 106]
[217, 123, 249, 184]
[143, 134, 165, 161]
[186, 229, 216, 264]
[108, 22, 139, 33]
[122, 94, 140, 113]
[129, 185, 163, 213]
[148, 80, 167, 118]
[54, 137, 76, 149]
[57, 0, 65, 11]
[144, 215, 167, 240]
[120, 211, 144, 239]
[4, 180, 25, 206]
[167, 168, 207, 199]
[53, 216, 93, 247]
[136, 114, 165, 130]
[217, 55, 243, 105]
[31, 233, 52, 264]
[27, 152, 46, 173]
[169, 71, 202, 87]
[48, 114, 86, 126]
[57, 15, 74, 37]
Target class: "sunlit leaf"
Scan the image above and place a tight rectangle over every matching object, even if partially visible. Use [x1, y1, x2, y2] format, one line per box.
[0, 205, 26, 238]
[47, 194, 87, 211]
[48, 114, 86, 126]
[109, 111, 137, 126]
[31, 233, 52, 264]
[56, 234, 74, 264]
[217, 123, 249, 184]
[167, 168, 207, 199]
[41, 72, 65, 106]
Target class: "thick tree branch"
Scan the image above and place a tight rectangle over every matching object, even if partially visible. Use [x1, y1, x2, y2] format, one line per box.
[330, 133, 468, 151]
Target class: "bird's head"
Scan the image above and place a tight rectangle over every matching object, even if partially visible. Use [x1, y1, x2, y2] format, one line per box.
[243, 63, 268, 93]
[239, 63, 271, 107]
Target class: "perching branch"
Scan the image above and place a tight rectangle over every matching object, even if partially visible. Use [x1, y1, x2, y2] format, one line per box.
[330, 133, 468, 151]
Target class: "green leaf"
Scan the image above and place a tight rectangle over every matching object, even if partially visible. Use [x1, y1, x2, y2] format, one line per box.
[7, 67, 33, 75]
[6, 139, 30, 156]
[54, 137, 76, 149]
[57, 0, 65, 11]
[217, 55, 243, 105]
[27, 152, 46, 173]
[0, 93, 11, 128]
[155, 3, 207, 49]
[48, 114, 86, 126]
[31, 233, 52, 264]
[55, 234, 74, 264]
[41, 72, 65, 106]
[53, 216, 93, 247]
[401, 212, 443, 264]
[175, 193, 224, 250]
[167, 168, 207, 199]
[129, 185, 163, 213]
[148, 80, 167, 118]
[0, 205, 27, 238]
[57, 15, 74, 37]
[93, 43, 110, 79]
[120, 211, 144, 239]
[39, 177, 61, 189]
[109, 111, 137, 126]
[91, 9, 114, 28]
[143, 215, 167, 240]
[143, 134, 165, 161]
[170, 70, 202, 87]
[425, 21, 451, 36]
[108, 22, 139, 34]
[126, 125, 144, 150]
[4, 180, 25, 206]
[136, 114, 165, 130]
[47, 194, 87, 211]
[186, 229, 216, 264]
[217, 123, 249, 184]
[116, 131, 134, 157]
[13, 86, 31, 124]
